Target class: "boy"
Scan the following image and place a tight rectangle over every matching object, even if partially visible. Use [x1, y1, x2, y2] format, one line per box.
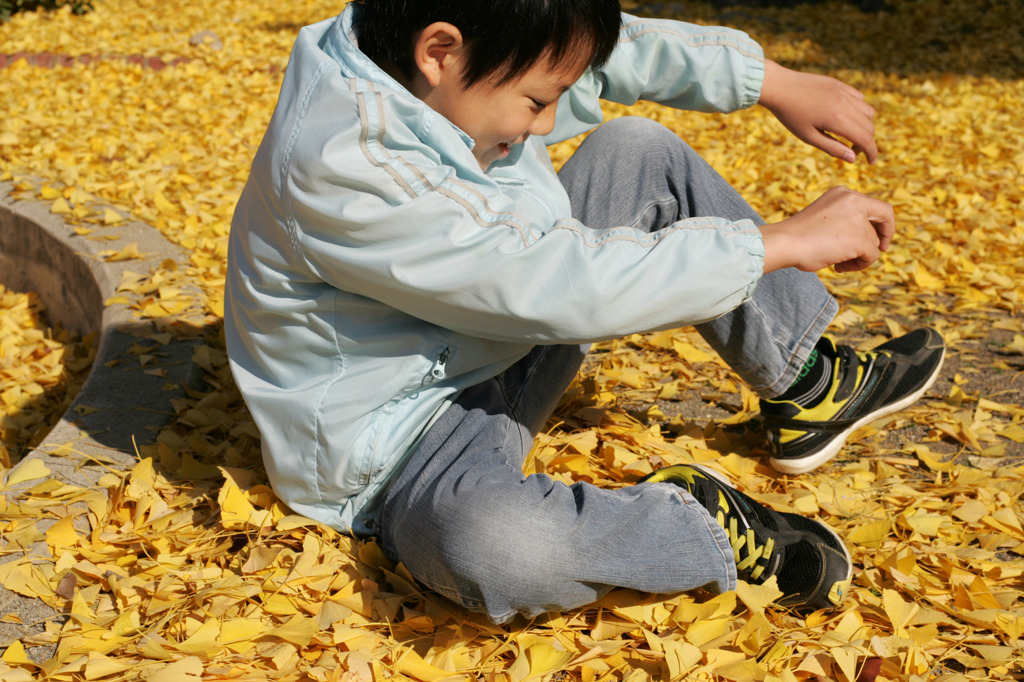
[225, 0, 945, 621]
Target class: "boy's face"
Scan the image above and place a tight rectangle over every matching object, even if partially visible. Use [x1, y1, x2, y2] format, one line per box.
[426, 52, 589, 170]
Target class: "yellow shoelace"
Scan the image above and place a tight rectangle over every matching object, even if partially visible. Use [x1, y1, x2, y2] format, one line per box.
[715, 490, 775, 580]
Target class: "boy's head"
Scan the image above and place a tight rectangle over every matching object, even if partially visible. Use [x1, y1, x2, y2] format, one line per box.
[352, 0, 621, 169]
[351, 0, 622, 89]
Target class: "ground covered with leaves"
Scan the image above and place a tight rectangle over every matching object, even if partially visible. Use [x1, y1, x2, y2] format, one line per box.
[0, 285, 95, 468]
[0, 0, 1022, 680]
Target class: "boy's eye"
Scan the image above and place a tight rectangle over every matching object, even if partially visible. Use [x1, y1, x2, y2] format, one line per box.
[530, 98, 548, 109]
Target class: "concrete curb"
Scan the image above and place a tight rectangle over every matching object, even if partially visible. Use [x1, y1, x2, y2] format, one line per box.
[0, 182, 205, 661]
[0, 52, 193, 71]
[0, 51, 282, 73]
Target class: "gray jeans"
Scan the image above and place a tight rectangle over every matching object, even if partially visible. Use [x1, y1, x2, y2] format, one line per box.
[378, 117, 837, 622]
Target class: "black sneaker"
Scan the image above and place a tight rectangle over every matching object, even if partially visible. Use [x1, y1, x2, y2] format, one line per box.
[761, 328, 945, 475]
[640, 464, 852, 611]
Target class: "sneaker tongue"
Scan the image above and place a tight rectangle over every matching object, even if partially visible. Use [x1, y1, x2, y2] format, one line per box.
[832, 345, 864, 403]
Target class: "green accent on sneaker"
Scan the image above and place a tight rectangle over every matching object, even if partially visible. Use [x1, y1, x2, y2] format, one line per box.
[640, 464, 853, 611]
[761, 328, 946, 475]
[796, 347, 820, 382]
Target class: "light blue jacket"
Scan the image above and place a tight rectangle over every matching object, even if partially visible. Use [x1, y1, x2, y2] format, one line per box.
[225, 6, 768, 534]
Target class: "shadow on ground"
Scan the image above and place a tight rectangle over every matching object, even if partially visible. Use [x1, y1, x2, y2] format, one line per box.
[634, 0, 1024, 80]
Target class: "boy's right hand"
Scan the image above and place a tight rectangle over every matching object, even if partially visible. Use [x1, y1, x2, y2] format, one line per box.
[760, 187, 895, 274]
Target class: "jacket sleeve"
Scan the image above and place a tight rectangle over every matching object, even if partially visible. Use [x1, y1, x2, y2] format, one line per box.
[286, 142, 765, 345]
[546, 13, 766, 143]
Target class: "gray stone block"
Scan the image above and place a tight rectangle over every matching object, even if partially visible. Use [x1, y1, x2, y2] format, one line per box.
[0, 182, 206, 662]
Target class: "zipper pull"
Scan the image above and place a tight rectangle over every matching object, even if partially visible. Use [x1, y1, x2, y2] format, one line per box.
[430, 347, 450, 381]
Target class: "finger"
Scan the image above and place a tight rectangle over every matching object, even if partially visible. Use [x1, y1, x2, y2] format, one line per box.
[873, 219, 894, 251]
[848, 138, 878, 165]
[866, 201, 896, 251]
[827, 114, 878, 163]
[806, 130, 858, 163]
[834, 257, 869, 273]
[846, 94, 875, 121]
[835, 247, 878, 273]
[851, 142, 871, 163]
[817, 93, 876, 162]
[854, 132, 879, 164]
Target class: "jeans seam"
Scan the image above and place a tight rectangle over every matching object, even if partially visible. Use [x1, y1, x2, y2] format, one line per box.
[501, 344, 551, 431]
[495, 371, 529, 467]
[673, 489, 738, 589]
[759, 295, 838, 397]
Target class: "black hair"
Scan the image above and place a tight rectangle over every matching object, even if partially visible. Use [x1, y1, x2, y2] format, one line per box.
[351, 0, 622, 88]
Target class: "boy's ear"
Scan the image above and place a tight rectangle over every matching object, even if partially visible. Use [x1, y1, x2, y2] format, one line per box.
[413, 22, 465, 88]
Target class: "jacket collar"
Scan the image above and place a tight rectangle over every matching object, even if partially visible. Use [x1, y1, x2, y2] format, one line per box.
[321, 5, 477, 152]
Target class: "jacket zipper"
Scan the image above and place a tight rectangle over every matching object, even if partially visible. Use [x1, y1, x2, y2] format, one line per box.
[410, 347, 451, 400]
[428, 347, 450, 383]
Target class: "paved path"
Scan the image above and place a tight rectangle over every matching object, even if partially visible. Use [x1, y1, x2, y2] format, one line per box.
[0, 52, 190, 69]
[0, 190, 203, 662]
[0, 46, 226, 661]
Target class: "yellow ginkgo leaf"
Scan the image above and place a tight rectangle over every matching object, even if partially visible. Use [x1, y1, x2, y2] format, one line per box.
[103, 208, 126, 224]
[0, 640, 30, 664]
[50, 197, 72, 214]
[6, 458, 51, 487]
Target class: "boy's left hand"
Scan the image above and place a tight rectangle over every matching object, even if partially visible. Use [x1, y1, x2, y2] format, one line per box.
[758, 59, 877, 164]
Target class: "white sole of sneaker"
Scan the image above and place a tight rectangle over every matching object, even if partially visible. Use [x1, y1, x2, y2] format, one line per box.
[769, 347, 946, 475]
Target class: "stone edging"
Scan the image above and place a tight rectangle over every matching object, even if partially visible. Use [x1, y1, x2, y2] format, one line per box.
[0, 52, 192, 70]
[0, 183, 205, 660]
[0, 51, 283, 72]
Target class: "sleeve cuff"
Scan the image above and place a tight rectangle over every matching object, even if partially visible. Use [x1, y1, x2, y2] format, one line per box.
[741, 47, 766, 110]
[739, 220, 766, 300]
